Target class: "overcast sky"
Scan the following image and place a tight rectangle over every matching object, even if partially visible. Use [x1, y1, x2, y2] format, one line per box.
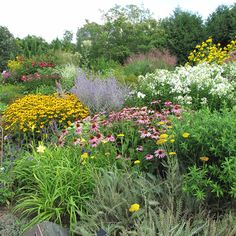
[0, 0, 235, 42]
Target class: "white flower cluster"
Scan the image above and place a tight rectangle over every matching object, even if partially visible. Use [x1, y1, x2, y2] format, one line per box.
[135, 62, 236, 108]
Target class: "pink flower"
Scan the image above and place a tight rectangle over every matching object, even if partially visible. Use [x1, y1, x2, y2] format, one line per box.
[164, 101, 172, 107]
[89, 136, 99, 147]
[75, 123, 82, 134]
[172, 105, 181, 114]
[154, 149, 166, 159]
[107, 134, 115, 142]
[145, 154, 154, 160]
[90, 123, 99, 132]
[73, 138, 80, 145]
[139, 129, 151, 138]
[136, 145, 144, 152]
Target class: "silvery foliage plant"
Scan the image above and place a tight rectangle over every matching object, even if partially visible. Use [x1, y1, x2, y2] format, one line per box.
[71, 70, 130, 113]
[133, 62, 236, 109]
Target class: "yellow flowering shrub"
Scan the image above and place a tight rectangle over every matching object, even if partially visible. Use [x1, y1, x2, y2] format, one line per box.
[187, 37, 236, 65]
[2, 94, 89, 134]
[7, 56, 23, 72]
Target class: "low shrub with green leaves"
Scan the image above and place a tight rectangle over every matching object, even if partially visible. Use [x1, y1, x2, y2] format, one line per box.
[172, 108, 236, 203]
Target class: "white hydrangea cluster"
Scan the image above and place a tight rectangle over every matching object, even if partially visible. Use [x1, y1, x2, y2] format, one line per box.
[134, 62, 236, 108]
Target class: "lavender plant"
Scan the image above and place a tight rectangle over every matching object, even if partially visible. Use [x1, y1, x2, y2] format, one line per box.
[71, 70, 130, 113]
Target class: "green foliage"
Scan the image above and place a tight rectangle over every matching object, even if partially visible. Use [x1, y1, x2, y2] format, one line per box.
[0, 26, 18, 71]
[0, 84, 25, 105]
[16, 35, 49, 58]
[0, 166, 14, 205]
[76, 5, 167, 64]
[206, 4, 236, 46]
[13, 147, 96, 231]
[172, 108, 236, 202]
[161, 8, 206, 64]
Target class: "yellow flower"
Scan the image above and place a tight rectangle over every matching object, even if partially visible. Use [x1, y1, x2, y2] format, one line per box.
[81, 152, 89, 159]
[200, 156, 209, 162]
[159, 134, 168, 139]
[169, 152, 176, 155]
[158, 121, 165, 125]
[134, 160, 140, 164]
[129, 203, 140, 213]
[117, 133, 125, 137]
[170, 139, 175, 143]
[156, 139, 167, 145]
[182, 132, 190, 138]
[102, 140, 108, 144]
[36, 144, 46, 153]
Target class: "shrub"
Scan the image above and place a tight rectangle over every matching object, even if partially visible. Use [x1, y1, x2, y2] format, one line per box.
[187, 36, 236, 65]
[53, 64, 78, 91]
[2, 94, 89, 135]
[71, 71, 130, 113]
[129, 62, 236, 110]
[172, 108, 236, 203]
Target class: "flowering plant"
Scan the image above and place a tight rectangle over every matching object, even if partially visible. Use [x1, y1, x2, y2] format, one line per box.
[129, 62, 236, 110]
[2, 93, 89, 136]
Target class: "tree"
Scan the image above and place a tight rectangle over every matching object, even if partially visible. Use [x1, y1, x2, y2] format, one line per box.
[0, 26, 18, 71]
[206, 4, 236, 46]
[161, 8, 206, 64]
[17, 35, 49, 58]
[62, 30, 75, 52]
[76, 4, 167, 64]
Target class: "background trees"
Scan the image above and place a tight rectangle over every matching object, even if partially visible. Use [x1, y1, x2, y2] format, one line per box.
[0, 26, 18, 70]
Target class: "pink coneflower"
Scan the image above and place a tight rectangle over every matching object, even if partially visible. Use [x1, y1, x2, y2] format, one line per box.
[136, 145, 144, 152]
[62, 129, 68, 136]
[164, 101, 172, 107]
[58, 139, 65, 147]
[75, 126, 82, 134]
[90, 123, 99, 132]
[139, 129, 151, 138]
[107, 134, 115, 142]
[89, 136, 99, 147]
[154, 149, 166, 159]
[145, 154, 154, 160]
[73, 138, 80, 145]
[172, 105, 181, 114]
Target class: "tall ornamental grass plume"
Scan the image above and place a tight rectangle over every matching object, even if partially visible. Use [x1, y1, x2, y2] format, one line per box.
[71, 70, 130, 113]
[124, 49, 177, 76]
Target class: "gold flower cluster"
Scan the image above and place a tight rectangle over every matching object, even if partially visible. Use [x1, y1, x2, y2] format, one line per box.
[187, 37, 236, 65]
[3, 94, 89, 133]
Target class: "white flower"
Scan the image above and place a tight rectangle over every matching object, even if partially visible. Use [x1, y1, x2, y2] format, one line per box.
[137, 92, 146, 99]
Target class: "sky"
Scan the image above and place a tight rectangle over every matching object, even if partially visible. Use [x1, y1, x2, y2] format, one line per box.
[0, 0, 235, 42]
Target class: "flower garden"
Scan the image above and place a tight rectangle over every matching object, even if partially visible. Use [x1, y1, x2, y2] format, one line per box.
[0, 24, 236, 236]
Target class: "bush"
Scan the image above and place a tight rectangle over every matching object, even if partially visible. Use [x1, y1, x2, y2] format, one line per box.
[53, 64, 78, 91]
[172, 108, 236, 203]
[187, 36, 236, 65]
[2, 94, 89, 135]
[128, 62, 236, 110]
[71, 71, 130, 113]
